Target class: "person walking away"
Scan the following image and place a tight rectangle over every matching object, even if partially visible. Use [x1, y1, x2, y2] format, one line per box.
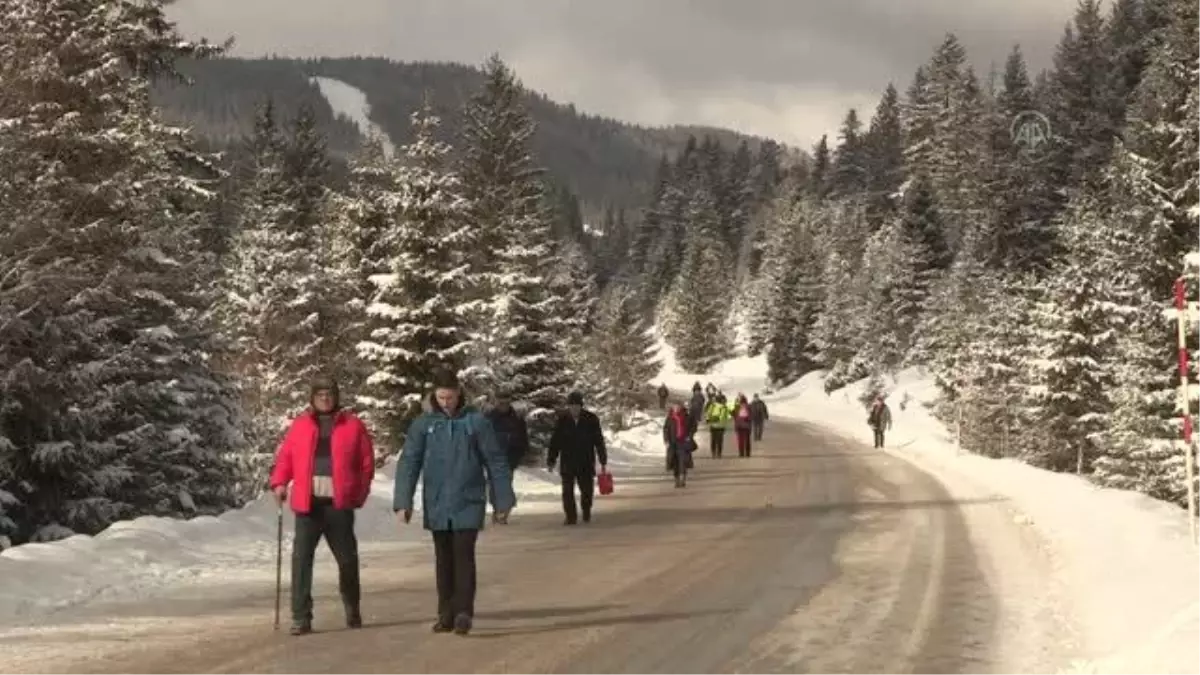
[486, 391, 528, 471]
[269, 376, 376, 636]
[663, 402, 696, 487]
[393, 370, 515, 636]
[733, 394, 754, 457]
[687, 387, 706, 437]
[548, 391, 609, 525]
[750, 394, 769, 442]
[656, 383, 669, 410]
[705, 382, 717, 399]
[868, 396, 893, 448]
[704, 395, 731, 458]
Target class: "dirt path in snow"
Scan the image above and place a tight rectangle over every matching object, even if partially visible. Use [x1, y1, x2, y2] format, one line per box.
[0, 421, 1079, 674]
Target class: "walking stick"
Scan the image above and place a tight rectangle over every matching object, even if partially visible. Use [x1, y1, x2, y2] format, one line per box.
[274, 504, 283, 630]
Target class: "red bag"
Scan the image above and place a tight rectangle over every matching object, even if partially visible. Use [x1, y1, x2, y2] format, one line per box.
[597, 469, 614, 496]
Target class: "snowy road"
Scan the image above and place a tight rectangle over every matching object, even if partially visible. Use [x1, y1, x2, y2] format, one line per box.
[0, 420, 1078, 674]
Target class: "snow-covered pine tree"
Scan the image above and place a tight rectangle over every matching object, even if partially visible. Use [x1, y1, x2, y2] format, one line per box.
[458, 55, 572, 408]
[549, 239, 601, 403]
[761, 200, 822, 386]
[220, 101, 316, 490]
[863, 83, 905, 227]
[590, 283, 662, 419]
[1023, 188, 1131, 474]
[356, 102, 474, 453]
[0, 0, 240, 542]
[830, 108, 868, 198]
[1091, 0, 1199, 508]
[665, 183, 734, 373]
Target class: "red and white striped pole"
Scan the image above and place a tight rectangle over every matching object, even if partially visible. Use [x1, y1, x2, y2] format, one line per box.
[1173, 277, 1197, 544]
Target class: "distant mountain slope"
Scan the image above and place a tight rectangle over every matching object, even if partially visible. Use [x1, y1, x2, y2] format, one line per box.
[152, 56, 786, 217]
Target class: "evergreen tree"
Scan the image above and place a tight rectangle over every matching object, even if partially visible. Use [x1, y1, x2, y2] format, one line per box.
[863, 84, 905, 226]
[664, 186, 732, 372]
[807, 135, 831, 200]
[221, 99, 325, 475]
[356, 103, 473, 452]
[831, 108, 868, 197]
[458, 55, 572, 408]
[0, 0, 239, 542]
[590, 284, 662, 415]
[992, 45, 1059, 274]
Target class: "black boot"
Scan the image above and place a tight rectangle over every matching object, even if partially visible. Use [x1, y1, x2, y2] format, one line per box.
[345, 606, 363, 629]
[453, 613, 473, 636]
[432, 617, 454, 633]
[290, 620, 312, 636]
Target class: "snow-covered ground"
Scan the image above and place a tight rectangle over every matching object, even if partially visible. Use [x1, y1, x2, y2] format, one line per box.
[658, 337, 1199, 674]
[311, 76, 395, 157]
[0, 418, 667, 628]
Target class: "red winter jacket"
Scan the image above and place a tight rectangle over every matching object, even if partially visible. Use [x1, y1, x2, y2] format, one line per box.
[268, 409, 375, 513]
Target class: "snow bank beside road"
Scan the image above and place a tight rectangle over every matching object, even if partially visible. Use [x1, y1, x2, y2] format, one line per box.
[666, 339, 1199, 674]
[0, 420, 664, 627]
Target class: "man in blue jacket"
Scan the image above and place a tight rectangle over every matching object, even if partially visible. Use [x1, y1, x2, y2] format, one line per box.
[393, 370, 515, 636]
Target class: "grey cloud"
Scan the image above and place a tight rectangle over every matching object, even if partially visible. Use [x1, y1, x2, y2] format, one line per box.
[168, 0, 1078, 147]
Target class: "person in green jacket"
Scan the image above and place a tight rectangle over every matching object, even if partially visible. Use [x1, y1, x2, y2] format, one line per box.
[393, 370, 516, 636]
[704, 395, 732, 459]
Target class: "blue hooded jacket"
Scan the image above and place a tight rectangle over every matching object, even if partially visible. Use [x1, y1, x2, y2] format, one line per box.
[392, 397, 517, 531]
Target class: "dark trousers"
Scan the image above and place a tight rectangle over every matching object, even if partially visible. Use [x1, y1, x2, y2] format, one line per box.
[709, 428, 725, 458]
[432, 529, 479, 621]
[874, 428, 886, 448]
[561, 473, 594, 523]
[752, 421, 765, 441]
[736, 428, 752, 457]
[291, 498, 360, 623]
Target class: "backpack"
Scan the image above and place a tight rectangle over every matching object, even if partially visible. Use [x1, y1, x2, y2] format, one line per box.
[737, 405, 750, 420]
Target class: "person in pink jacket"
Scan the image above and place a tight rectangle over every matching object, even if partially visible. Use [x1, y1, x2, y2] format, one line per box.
[269, 375, 375, 636]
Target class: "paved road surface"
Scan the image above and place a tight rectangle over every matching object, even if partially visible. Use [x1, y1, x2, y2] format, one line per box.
[2, 419, 1076, 673]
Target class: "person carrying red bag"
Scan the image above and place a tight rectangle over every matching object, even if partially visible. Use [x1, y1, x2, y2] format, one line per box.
[269, 375, 376, 636]
[664, 402, 697, 488]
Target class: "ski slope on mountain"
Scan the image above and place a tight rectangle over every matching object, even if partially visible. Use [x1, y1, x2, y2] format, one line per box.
[311, 76, 395, 157]
[656, 335, 1199, 674]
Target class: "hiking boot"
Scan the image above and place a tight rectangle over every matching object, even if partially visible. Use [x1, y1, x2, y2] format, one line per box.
[345, 609, 363, 629]
[563, 517, 577, 526]
[582, 511, 591, 523]
[453, 613, 473, 636]
[432, 617, 454, 633]
[290, 620, 312, 636]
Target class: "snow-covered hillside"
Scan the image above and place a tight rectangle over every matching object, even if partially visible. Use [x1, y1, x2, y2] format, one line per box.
[656, 337, 1199, 674]
[311, 76, 394, 157]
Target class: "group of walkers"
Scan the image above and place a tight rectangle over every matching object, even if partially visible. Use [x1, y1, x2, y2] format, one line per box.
[268, 371, 891, 638]
[268, 372, 610, 637]
[658, 381, 771, 487]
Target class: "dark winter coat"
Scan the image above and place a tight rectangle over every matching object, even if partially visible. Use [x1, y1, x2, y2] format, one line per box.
[750, 399, 769, 423]
[688, 392, 706, 426]
[663, 408, 697, 468]
[657, 385, 669, 401]
[392, 396, 516, 532]
[486, 407, 529, 470]
[868, 403, 892, 430]
[548, 409, 608, 477]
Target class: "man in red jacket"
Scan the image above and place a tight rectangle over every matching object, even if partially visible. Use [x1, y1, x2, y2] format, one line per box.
[269, 376, 376, 636]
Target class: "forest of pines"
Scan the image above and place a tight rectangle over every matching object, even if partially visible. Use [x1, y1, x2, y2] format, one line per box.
[0, 0, 1195, 545]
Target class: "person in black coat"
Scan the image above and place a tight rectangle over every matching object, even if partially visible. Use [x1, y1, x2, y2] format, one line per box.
[547, 391, 608, 525]
[486, 392, 529, 470]
[750, 394, 769, 441]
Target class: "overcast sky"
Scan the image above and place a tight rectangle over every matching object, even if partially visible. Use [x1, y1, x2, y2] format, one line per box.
[168, 0, 1079, 148]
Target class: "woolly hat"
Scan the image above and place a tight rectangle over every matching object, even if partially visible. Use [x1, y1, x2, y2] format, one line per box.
[310, 375, 340, 408]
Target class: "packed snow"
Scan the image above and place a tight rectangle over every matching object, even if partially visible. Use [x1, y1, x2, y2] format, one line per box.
[0, 420, 667, 627]
[311, 76, 395, 158]
[656, 336, 1199, 674]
